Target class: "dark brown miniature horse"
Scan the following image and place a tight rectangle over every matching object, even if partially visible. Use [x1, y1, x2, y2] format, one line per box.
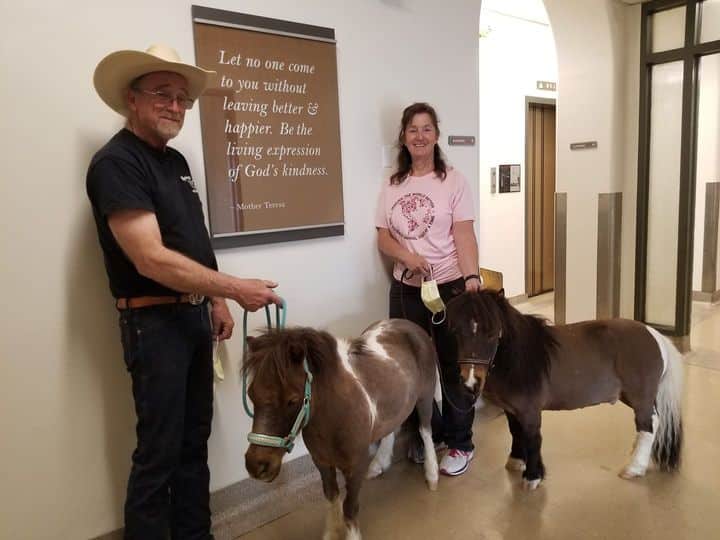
[446, 290, 683, 490]
[243, 319, 439, 540]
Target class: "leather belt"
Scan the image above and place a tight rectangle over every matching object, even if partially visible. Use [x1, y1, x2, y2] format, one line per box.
[116, 294, 206, 310]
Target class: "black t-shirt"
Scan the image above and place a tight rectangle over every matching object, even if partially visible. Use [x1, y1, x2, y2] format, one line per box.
[86, 128, 218, 299]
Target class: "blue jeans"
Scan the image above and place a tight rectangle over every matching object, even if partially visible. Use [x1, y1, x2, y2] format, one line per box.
[118, 302, 214, 540]
[389, 278, 475, 452]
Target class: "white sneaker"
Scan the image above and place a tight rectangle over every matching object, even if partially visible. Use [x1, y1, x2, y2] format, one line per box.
[439, 448, 474, 476]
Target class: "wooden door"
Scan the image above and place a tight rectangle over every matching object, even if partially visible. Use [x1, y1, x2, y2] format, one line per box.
[526, 103, 556, 297]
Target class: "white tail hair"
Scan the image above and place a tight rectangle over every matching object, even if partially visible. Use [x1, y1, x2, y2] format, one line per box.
[645, 326, 684, 470]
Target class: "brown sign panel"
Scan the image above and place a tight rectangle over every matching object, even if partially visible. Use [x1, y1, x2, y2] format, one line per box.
[569, 141, 598, 150]
[448, 135, 476, 146]
[192, 7, 344, 247]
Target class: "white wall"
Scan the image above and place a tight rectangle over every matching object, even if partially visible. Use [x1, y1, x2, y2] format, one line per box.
[478, 1, 557, 298]
[543, 0, 638, 322]
[0, 1, 479, 538]
[477, 0, 642, 315]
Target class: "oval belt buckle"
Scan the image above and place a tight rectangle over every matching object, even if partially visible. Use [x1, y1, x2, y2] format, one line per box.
[188, 293, 205, 305]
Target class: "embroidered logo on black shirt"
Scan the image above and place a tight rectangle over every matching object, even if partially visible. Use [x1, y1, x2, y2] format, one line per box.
[180, 175, 198, 193]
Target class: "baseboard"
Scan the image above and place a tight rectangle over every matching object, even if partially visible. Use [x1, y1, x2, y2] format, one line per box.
[91, 430, 414, 540]
[212, 429, 413, 539]
[693, 290, 720, 303]
[211, 452, 323, 540]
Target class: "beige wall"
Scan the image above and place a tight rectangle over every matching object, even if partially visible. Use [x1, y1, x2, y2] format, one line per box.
[0, 1, 479, 538]
[620, 5, 643, 319]
[692, 55, 720, 291]
[544, 0, 640, 321]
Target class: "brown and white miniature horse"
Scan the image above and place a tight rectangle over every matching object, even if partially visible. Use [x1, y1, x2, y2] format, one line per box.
[447, 290, 683, 490]
[243, 319, 439, 539]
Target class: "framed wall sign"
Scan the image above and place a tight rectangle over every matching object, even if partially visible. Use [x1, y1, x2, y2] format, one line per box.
[192, 6, 344, 248]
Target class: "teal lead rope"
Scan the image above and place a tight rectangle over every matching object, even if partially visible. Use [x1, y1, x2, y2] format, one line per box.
[242, 300, 287, 418]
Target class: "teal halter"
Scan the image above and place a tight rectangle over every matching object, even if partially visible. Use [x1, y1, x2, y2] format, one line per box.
[242, 300, 313, 453]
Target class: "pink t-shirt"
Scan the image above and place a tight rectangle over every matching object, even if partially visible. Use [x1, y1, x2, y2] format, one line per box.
[375, 168, 475, 286]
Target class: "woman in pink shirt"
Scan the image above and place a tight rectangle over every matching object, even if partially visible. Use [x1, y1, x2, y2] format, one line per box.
[376, 102, 482, 476]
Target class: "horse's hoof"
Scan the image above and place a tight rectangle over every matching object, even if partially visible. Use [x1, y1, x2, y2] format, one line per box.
[505, 457, 526, 472]
[366, 462, 383, 479]
[619, 466, 646, 479]
[427, 478, 438, 491]
[522, 478, 542, 490]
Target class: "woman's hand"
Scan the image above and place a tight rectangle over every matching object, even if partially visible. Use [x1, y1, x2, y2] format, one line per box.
[465, 277, 483, 293]
[403, 253, 431, 276]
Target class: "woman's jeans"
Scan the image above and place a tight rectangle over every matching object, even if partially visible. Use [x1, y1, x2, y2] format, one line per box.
[389, 278, 475, 452]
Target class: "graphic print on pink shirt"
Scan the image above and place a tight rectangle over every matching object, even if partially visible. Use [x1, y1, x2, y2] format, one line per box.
[390, 193, 436, 239]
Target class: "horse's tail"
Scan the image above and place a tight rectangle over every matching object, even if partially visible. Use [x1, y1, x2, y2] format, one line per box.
[647, 327, 684, 471]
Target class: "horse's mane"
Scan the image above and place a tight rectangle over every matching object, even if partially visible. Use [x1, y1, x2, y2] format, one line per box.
[449, 291, 557, 394]
[242, 327, 336, 388]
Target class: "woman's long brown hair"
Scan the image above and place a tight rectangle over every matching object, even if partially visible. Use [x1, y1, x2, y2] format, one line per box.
[390, 102, 448, 185]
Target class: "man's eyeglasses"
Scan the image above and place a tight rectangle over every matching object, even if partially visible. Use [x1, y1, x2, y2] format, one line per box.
[132, 88, 195, 110]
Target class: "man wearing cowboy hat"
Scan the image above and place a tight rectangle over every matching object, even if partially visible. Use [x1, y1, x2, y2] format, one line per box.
[87, 44, 281, 539]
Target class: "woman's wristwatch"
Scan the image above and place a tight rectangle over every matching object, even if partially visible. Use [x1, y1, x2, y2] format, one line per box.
[463, 273, 483, 283]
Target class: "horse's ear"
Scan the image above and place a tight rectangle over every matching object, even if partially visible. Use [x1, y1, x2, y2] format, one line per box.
[498, 288, 506, 298]
[246, 335, 257, 351]
[299, 329, 327, 374]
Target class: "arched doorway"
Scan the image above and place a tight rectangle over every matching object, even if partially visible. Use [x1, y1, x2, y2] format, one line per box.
[478, 0, 559, 319]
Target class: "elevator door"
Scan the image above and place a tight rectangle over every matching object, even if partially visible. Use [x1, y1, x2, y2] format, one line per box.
[526, 103, 556, 297]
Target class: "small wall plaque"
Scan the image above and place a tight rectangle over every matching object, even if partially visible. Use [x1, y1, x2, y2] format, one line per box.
[570, 141, 598, 150]
[537, 80, 557, 91]
[448, 135, 475, 146]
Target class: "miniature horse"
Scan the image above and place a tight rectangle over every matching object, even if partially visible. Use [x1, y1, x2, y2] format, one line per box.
[243, 319, 439, 540]
[446, 290, 683, 490]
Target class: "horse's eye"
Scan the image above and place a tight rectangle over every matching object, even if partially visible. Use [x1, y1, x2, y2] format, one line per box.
[287, 398, 299, 408]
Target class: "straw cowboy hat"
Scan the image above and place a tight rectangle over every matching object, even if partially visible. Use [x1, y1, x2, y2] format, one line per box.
[93, 44, 216, 116]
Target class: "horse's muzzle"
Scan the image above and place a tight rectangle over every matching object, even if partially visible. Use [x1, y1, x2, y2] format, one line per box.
[245, 445, 283, 482]
[460, 363, 488, 399]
